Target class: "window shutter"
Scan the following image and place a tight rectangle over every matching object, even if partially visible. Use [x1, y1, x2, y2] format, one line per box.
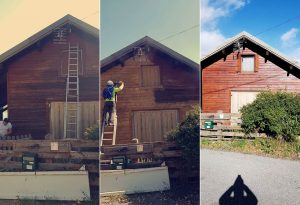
[141, 65, 161, 87]
[236, 53, 241, 73]
[254, 54, 259, 72]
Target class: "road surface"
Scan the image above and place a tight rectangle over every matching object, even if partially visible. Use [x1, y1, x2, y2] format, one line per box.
[201, 149, 300, 205]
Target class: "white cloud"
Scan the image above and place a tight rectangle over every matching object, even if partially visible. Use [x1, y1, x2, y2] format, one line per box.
[201, 30, 226, 56]
[280, 28, 298, 47]
[201, 0, 249, 56]
[285, 47, 300, 63]
[201, 0, 249, 29]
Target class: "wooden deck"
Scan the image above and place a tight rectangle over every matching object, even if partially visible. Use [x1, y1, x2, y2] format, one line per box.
[0, 139, 99, 195]
[101, 141, 198, 181]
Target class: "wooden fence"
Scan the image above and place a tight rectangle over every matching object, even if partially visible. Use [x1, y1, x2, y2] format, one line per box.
[0, 139, 99, 196]
[201, 113, 266, 140]
[0, 134, 32, 140]
[101, 142, 199, 181]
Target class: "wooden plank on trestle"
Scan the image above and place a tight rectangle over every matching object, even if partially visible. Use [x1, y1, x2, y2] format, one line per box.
[69, 140, 99, 150]
[101, 143, 153, 155]
[69, 151, 99, 160]
[14, 141, 71, 152]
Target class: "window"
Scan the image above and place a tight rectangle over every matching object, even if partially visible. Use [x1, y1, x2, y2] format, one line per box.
[1, 105, 8, 120]
[141, 65, 161, 87]
[241, 55, 255, 72]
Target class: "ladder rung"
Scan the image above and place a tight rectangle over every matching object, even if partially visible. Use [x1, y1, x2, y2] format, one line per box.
[102, 139, 113, 141]
[68, 64, 78, 66]
[69, 58, 78, 60]
[67, 109, 78, 111]
[69, 82, 77, 84]
[104, 132, 113, 134]
[68, 89, 78, 91]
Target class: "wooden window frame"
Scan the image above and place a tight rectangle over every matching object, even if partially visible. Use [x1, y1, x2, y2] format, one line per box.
[237, 54, 259, 73]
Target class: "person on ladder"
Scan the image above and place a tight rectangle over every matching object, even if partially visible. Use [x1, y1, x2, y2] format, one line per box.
[102, 80, 124, 126]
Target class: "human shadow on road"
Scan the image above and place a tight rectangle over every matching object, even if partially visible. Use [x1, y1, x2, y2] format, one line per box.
[219, 175, 258, 205]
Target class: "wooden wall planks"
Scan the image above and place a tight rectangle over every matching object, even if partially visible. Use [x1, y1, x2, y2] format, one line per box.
[202, 48, 300, 113]
[101, 51, 199, 144]
[6, 29, 99, 139]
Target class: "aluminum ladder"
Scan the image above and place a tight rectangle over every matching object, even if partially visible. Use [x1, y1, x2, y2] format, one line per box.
[64, 44, 80, 139]
[100, 109, 117, 146]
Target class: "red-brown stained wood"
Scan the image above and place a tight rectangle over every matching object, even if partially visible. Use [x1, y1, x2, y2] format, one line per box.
[202, 48, 300, 113]
[6, 28, 99, 139]
[101, 50, 199, 144]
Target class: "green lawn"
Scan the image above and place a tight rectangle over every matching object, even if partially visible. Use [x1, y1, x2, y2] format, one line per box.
[201, 138, 300, 160]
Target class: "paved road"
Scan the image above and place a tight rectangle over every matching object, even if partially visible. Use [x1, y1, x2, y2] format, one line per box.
[201, 149, 300, 205]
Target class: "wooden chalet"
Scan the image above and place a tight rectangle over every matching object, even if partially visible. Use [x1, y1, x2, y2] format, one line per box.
[101, 36, 199, 144]
[0, 15, 99, 139]
[201, 31, 300, 113]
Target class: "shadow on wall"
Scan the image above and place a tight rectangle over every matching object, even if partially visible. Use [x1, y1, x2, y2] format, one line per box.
[219, 175, 258, 205]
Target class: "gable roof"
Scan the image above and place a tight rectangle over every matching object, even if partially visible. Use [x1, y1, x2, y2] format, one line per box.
[0, 14, 99, 64]
[101, 36, 199, 72]
[201, 31, 300, 78]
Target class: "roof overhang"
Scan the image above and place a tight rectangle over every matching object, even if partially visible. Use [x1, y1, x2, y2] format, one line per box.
[201, 31, 300, 78]
[0, 14, 99, 64]
[101, 36, 199, 72]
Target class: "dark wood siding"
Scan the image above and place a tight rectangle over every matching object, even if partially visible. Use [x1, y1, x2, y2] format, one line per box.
[202, 48, 300, 113]
[6, 29, 99, 139]
[101, 50, 199, 144]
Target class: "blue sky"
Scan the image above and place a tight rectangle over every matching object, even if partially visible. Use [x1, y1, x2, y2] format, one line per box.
[101, 0, 199, 62]
[201, 0, 300, 61]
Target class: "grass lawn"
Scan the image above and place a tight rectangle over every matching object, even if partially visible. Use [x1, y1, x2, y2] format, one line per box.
[201, 137, 300, 160]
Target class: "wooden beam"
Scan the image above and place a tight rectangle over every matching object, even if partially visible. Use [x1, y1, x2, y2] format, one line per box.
[36, 41, 42, 51]
[264, 51, 269, 63]
[222, 49, 227, 61]
[287, 65, 293, 76]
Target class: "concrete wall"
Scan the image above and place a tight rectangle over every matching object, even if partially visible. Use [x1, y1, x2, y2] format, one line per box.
[100, 166, 170, 195]
[0, 171, 90, 201]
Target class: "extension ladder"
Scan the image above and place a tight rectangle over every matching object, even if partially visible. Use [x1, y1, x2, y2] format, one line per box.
[64, 44, 80, 138]
[100, 110, 117, 146]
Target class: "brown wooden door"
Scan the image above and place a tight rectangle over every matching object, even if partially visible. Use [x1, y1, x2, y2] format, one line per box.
[132, 110, 178, 142]
[50, 101, 99, 139]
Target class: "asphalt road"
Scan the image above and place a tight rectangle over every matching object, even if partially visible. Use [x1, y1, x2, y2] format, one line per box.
[201, 149, 300, 205]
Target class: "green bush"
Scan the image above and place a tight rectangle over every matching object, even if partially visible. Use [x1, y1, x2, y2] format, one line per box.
[167, 106, 200, 164]
[83, 124, 99, 140]
[240, 91, 300, 141]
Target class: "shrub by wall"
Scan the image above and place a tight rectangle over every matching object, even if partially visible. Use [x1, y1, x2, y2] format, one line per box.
[83, 124, 99, 140]
[240, 91, 300, 141]
[167, 106, 200, 165]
